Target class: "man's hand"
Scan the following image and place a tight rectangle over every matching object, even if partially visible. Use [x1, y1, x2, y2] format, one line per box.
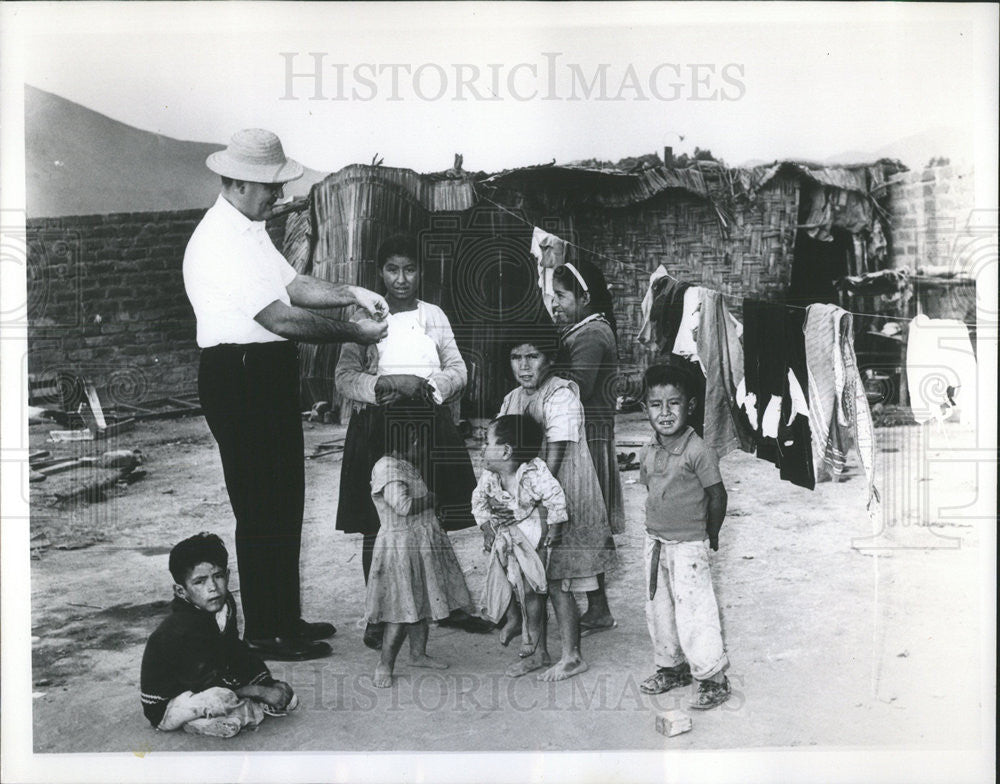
[354, 318, 388, 345]
[351, 286, 389, 320]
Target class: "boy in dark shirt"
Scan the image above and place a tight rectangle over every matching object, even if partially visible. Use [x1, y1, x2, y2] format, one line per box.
[140, 533, 297, 737]
[637, 365, 731, 710]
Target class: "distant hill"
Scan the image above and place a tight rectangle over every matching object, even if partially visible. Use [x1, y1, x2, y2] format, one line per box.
[24, 85, 327, 218]
[823, 127, 971, 170]
[736, 127, 971, 171]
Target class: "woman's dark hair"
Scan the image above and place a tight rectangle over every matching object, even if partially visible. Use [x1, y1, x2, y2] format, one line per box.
[552, 258, 618, 336]
[169, 532, 228, 585]
[490, 414, 544, 465]
[376, 234, 420, 269]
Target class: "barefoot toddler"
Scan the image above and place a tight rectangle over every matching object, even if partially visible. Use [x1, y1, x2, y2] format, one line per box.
[473, 415, 567, 668]
[364, 420, 472, 688]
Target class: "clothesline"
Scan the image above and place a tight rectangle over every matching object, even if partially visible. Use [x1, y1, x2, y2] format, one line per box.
[480, 197, 916, 323]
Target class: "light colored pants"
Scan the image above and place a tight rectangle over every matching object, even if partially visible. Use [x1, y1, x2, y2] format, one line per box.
[644, 535, 729, 680]
[159, 687, 266, 738]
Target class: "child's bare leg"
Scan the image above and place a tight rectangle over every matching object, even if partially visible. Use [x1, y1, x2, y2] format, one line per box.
[408, 619, 448, 669]
[518, 591, 545, 657]
[538, 584, 588, 682]
[498, 600, 522, 647]
[374, 623, 407, 688]
[580, 572, 615, 631]
[506, 593, 550, 677]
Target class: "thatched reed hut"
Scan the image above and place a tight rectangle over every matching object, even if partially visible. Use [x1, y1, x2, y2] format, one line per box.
[284, 157, 903, 418]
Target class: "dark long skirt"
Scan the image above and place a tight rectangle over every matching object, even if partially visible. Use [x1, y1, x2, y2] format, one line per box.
[335, 399, 476, 537]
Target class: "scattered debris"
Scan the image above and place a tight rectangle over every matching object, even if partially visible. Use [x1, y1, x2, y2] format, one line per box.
[33, 450, 143, 477]
[897, 650, 909, 658]
[308, 438, 345, 460]
[49, 429, 95, 443]
[617, 452, 640, 471]
[655, 709, 692, 737]
[306, 401, 331, 422]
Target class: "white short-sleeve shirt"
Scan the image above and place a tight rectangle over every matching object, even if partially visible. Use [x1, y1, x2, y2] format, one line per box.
[183, 195, 297, 347]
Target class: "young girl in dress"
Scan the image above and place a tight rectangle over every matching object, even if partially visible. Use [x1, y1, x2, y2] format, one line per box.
[365, 416, 473, 688]
[496, 325, 616, 682]
[552, 259, 624, 636]
[473, 415, 568, 676]
[336, 234, 480, 650]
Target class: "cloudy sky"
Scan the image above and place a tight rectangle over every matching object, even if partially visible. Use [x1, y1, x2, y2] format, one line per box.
[3, 2, 996, 173]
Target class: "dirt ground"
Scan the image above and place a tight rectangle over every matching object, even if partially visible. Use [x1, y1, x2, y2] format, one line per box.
[27, 411, 989, 754]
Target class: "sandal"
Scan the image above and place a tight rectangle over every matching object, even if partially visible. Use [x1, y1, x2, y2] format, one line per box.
[639, 663, 692, 695]
[690, 676, 731, 710]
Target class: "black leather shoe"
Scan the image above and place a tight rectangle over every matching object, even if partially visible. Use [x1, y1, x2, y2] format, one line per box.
[294, 619, 337, 640]
[247, 637, 332, 661]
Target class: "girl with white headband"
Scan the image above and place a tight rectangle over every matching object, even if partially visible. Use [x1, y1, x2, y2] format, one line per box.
[551, 258, 624, 636]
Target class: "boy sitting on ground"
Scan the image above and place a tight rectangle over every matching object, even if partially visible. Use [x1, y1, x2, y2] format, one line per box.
[140, 532, 298, 737]
[637, 365, 732, 709]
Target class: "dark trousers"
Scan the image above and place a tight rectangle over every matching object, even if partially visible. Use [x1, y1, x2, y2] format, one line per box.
[199, 341, 304, 640]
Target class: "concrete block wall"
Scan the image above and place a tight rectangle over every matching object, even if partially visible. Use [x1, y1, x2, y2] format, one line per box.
[887, 164, 975, 273]
[26, 208, 287, 408]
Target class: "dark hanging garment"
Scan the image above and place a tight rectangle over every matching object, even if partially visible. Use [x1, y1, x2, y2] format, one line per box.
[778, 306, 816, 489]
[651, 279, 691, 358]
[755, 300, 786, 466]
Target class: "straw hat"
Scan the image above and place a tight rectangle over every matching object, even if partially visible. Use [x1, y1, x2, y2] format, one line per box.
[206, 128, 304, 184]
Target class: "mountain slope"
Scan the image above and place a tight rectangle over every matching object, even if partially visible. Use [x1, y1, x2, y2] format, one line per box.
[25, 85, 325, 217]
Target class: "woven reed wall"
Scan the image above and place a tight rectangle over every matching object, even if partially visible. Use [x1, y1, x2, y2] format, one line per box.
[291, 165, 478, 412]
[569, 175, 800, 368]
[294, 166, 801, 410]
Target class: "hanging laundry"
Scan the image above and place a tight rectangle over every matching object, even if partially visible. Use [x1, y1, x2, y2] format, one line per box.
[671, 287, 703, 362]
[804, 303, 880, 512]
[905, 314, 978, 426]
[637, 265, 670, 345]
[778, 307, 815, 490]
[644, 277, 690, 357]
[695, 289, 753, 458]
[742, 299, 784, 465]
[741, 299, 816, 489]
[805, 303, 853, 481]
[530, 227, 568, 317]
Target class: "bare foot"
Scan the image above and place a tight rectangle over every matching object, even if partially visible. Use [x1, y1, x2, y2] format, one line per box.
[518, 637, 538, 659]
[498, 616, 521, 648]
[537, 658, 589, 682]
[373, 663, 394, 688]
[409, 654, 448, 670]
[505, 652, 550, 678]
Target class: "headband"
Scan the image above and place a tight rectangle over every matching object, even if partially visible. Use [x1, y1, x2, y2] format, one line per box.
[561, 262, 589, 292]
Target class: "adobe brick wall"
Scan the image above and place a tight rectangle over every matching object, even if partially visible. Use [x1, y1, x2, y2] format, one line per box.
[887, 164, 975, 273]
[27, 208, 287, 408]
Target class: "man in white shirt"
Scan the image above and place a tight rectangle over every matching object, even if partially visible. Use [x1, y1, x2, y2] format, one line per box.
[184, 128, 388, 661]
